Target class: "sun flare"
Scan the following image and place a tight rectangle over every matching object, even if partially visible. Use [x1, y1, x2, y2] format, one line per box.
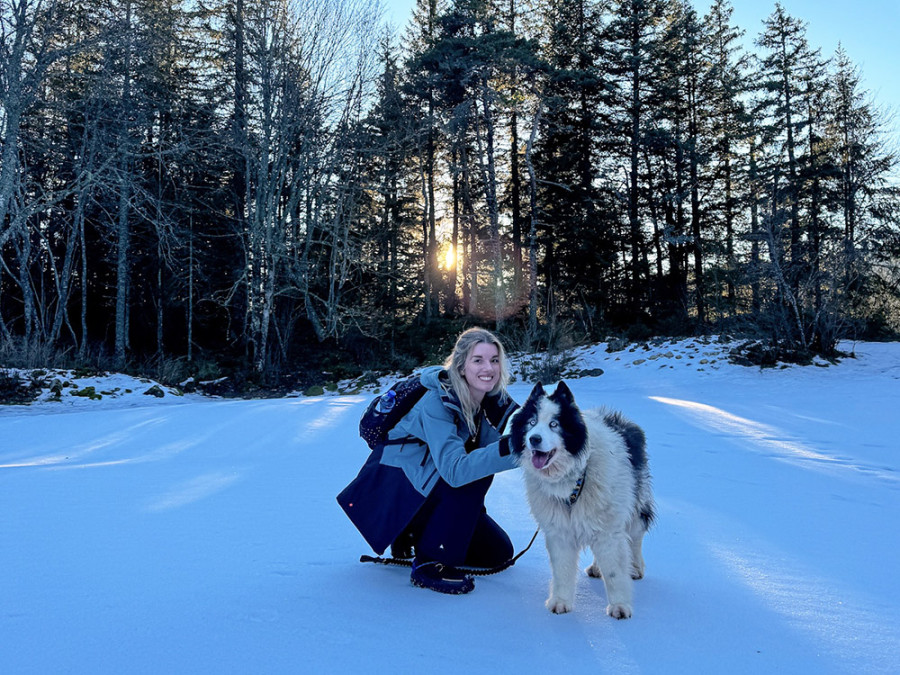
[443, 243, 459, 270]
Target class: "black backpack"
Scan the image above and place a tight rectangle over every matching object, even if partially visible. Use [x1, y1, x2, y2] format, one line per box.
[358, 374, 428, 450]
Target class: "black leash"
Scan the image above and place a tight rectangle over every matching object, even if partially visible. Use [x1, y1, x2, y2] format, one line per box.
[360, 527, 541, 577]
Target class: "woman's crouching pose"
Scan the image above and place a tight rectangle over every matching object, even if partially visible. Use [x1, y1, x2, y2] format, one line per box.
[338, 327, 519, 594]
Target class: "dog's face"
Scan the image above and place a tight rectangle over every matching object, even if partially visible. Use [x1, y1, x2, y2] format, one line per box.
[509, 381, 588, 482]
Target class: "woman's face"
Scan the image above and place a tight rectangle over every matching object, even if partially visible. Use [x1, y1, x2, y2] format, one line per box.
[462, 341, 501, 403]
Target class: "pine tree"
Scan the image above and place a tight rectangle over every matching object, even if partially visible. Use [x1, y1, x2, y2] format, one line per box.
[531, 0, 615, 330]
[604, 0, 666, 317]
[828, 46, 896, 248]
[644, 0, 706, 325]
[825, 45, 900, 341]
[403, 0, 447, 321]
[702, 0, 751, 316]
[407, 0, 540, 323]
[363, 35, 420, 332]
[755, 4, 824, 290]
[755, 3, 830, 350]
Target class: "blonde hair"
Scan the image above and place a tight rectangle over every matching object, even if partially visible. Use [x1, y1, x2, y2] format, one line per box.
[443, 327, 511, 435]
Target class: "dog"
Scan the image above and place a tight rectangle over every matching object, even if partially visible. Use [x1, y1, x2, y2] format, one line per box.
[507, 381, 655, 619]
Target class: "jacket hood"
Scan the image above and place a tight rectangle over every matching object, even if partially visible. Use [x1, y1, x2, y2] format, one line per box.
[418, 366, 463, 414]
[417, 365, 446, 391]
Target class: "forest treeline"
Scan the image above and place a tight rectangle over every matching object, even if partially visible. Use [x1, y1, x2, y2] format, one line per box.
[1, 0, 898, 386]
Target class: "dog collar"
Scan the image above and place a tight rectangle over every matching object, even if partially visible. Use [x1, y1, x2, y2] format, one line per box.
[568, 469, 587, 506]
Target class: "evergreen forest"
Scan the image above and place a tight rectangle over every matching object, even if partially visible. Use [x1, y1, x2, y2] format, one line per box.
[1, 0, 898, 388]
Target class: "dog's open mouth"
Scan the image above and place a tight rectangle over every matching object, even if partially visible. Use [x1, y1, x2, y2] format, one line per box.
[531, 448, 556, 470]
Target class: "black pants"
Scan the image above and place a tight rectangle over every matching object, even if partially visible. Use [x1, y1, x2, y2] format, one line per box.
[402, 475, 513, 568]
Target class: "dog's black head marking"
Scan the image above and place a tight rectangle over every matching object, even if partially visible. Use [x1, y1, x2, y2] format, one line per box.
[509, 383, 544, 453]
[551, 381, 588, 456]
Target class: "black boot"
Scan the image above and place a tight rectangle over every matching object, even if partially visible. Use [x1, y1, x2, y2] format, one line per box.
[390, 531, 415, 560]
[410, 559, 475, 595]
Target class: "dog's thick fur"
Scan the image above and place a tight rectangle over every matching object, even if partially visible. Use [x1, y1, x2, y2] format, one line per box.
[508, 381, 655, 619]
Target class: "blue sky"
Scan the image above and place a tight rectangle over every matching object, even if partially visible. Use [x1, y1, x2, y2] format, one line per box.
[383, 0, 899, 122]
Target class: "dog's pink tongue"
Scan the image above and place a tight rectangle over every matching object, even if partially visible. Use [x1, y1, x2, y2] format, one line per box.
[531, 451, 551, 470]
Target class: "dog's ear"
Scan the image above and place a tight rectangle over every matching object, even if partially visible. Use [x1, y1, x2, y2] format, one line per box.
[553, 380, 574, 403]
[502, 407, 521, 437]
[529, 381, 545, 400]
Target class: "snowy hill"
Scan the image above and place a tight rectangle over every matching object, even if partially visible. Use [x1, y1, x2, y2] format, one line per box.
[2, 339, 899, 673]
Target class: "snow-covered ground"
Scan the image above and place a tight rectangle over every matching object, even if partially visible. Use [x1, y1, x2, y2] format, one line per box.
[2, 339, 899, 674]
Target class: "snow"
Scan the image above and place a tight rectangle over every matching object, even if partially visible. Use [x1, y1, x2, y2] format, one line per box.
[2, 339, 899, 674]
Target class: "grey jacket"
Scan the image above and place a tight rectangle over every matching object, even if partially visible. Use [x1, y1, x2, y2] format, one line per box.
[381, 366, 519, 495]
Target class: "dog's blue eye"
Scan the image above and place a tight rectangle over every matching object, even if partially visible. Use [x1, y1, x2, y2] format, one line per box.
[549, 421, 559, 429]
[528, 419, 537, 427]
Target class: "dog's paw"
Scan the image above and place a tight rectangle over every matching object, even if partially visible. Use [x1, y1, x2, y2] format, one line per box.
[586, 563, 602, 579]
[546, 596, 573, 614]
[631, 557, 645, 579]
[606, 603, 633, 620]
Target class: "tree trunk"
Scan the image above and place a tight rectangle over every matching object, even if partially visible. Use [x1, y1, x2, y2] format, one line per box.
[115, 176, 131, 367]
[525, 99, 543, 337]
[749, 138, 761, 315]
[477, 81, 504, 323]
[627, 15, 647, 310]
[114, 0, 135, 368]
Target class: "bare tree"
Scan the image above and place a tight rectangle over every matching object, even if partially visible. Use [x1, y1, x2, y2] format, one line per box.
[0, 0, 100, 361]
[226, 0, 379, 372]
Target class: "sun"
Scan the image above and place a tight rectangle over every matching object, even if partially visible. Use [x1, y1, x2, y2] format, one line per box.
[443, 243, 459, 270]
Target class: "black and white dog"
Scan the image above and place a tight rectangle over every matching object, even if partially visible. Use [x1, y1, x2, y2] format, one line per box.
[508, 382, 655, 619]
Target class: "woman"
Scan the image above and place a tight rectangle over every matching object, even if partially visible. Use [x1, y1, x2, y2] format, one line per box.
[337, 327, 519, 594]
